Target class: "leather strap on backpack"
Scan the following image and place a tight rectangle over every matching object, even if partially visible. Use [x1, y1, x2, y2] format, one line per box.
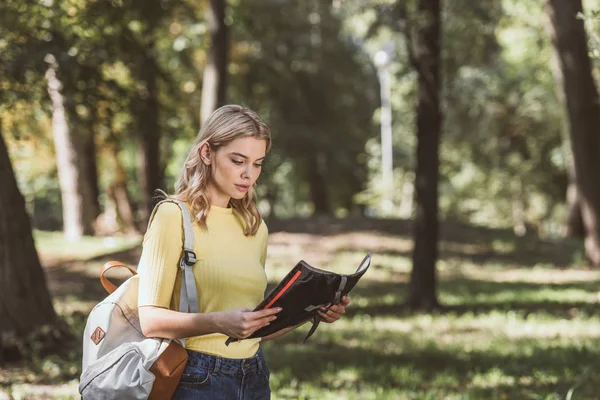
[100, 261, 138, 294]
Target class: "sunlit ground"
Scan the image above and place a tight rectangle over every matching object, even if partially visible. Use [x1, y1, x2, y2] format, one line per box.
[2, 221, 598, 400]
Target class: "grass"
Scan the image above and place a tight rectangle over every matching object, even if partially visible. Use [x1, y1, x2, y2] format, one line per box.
[2, 219, 599, 399]
[33, 230, 142, 267]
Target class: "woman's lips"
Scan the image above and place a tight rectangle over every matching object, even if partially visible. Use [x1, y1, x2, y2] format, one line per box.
[235, 184, 250, 192]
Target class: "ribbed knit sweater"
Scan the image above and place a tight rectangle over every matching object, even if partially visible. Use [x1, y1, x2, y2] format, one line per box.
[137, 201, 268, 358]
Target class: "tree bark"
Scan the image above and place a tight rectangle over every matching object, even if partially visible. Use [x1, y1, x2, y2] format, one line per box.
[565, 164, 585, 237]
[406, 0, 442, 310]
[136, 44, 163, 223]
[0, 125, 57, 338]
[200, 0, 229, 125]
[111, 147, 139, 234]
[546, 0, 600, 265]
[68, 113, 101, 227]
[307, 152, 331, 215]
[44, 55, 95, 241]
[545, 21, 585, 239]
[82, 108, 101, 221]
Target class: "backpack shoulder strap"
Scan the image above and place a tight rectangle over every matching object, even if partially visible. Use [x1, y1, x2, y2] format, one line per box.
[150, 199, 199, 314]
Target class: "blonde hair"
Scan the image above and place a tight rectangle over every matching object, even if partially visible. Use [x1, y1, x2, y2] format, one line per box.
[173, 105, 271, 236]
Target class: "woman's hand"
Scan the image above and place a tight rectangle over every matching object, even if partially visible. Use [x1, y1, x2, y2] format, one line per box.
[318, 296, 350, 323]
[215, 307, 281, 339]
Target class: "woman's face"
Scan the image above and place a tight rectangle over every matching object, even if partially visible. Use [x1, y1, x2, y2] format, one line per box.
[202, 136, 267, 207]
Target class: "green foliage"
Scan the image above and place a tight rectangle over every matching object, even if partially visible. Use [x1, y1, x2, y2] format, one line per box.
[441, 0, 566, 235]
[351, 0, 571, 236]
[2, 0, 379, 221]
[229, 0, 379, 215]
[1, 0, 595, 233]
[579, 0, 600, 59]
[1, 0, 205, 221]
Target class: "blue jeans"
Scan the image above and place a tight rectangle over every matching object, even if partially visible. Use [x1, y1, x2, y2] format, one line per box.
[172, 348, 271, 400]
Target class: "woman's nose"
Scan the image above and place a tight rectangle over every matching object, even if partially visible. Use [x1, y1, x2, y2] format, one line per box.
[241, 166, 252, 180]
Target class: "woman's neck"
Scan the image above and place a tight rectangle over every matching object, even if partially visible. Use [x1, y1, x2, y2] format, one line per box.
[205, 184, 231, 208]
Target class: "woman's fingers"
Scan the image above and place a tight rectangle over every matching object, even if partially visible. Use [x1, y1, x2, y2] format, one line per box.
[239, 308, 282, 336]
[221, 307, 283, 339]
[252, 307, 283, 319]
[252, 307, 282, 324]
[329, 303, 346, 315]
[319, 296, 350, 323]
[318, 309, 338, 323]
[319, 306, 343, 322]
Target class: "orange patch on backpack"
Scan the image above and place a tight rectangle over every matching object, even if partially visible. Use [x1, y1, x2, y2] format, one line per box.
[91, 327, 106, 345]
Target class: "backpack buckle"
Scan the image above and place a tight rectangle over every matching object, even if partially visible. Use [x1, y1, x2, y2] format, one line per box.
[184, 250, 197, 265]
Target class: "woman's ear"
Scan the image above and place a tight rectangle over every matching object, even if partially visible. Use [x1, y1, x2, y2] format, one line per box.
[199, 142, 212, 165]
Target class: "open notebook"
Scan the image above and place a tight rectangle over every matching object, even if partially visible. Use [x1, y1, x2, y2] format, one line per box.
[226, 253, 372, 345]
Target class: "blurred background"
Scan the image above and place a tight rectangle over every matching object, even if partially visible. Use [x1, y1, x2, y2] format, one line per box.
[2, 0, 600, 398]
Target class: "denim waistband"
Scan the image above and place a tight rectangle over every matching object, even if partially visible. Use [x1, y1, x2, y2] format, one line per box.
[186, 348, 267, 376]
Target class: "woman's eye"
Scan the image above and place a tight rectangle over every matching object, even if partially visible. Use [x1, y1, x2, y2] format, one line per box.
[254, 164, 263, 168]
[231, 159, 243, 165]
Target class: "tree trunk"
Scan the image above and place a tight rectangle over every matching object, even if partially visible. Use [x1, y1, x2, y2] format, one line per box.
[0, 126, 57, 340]
[307, 152, 331, 215]
[265, 185, 279, 219]
[200, 0, 229, 125]
[545, 22, 585, 239]
[44, 55, 95, 241]
[406, 0, 442, 310]
[546, 0, 600, 265]
[68, 115, 101, 227]
[111, 147, 139, 234]
[82, 110, 101, 221]
[511, 178, 527, 236]
[136, 45, 163, 224]
[565, 164, 585, 237]
[75, 65, 101, 222]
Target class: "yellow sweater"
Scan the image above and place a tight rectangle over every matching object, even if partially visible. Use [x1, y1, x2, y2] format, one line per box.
[137, 201, 268, 359]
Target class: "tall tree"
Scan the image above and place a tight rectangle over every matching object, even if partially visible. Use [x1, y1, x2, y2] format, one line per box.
[134, 38, 163, 222]
[1, 1, 101, 240]
[114, 0, 195, 222]
[0, 126, 58, 347]
[200, 0, 229, 125]
[307, 151, 331, 215]
[75, 66, 102, 223]
[45, 54, 97, 240]
[406, 0, 442, 310]
[545, 19, 585, 239]
[546, 0, 600, 265]
[114, 0, 177, 223]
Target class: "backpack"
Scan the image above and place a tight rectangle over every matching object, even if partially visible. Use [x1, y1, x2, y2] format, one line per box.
[78, 199, 200, 399]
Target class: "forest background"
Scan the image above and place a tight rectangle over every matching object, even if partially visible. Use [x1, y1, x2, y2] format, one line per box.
[2, 0, 600, 398]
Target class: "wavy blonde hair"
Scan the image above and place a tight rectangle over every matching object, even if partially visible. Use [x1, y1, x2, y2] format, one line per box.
[170, 105, 271, 236]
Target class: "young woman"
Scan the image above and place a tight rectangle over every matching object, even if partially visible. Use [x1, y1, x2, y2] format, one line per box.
[137, 105, 350, 400]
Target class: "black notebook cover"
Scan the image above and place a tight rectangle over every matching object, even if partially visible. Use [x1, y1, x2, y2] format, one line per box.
[226, 252, 371, 344]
